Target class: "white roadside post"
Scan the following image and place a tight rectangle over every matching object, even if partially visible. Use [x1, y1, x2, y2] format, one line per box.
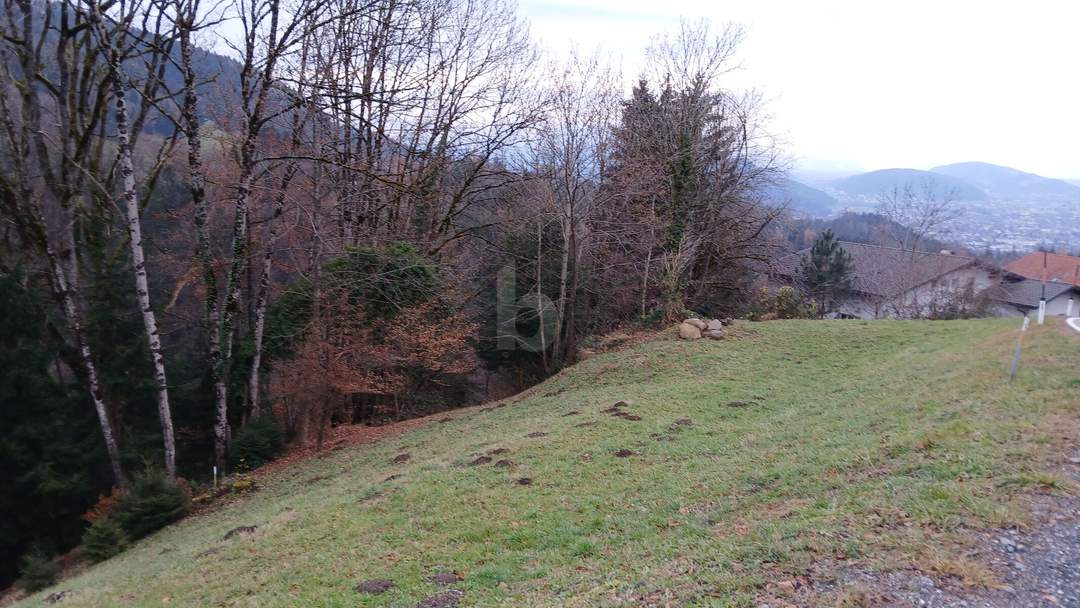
[1037, 252, 1047, 325]
[1008, 315, 1029, 383]
[1068, 265, 1079, 317]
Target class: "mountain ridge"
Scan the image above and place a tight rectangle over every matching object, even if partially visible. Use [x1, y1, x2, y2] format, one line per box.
[764, 177, 837, 217]
[930, 161, 1080, 201]
[829, 168, 988, 201]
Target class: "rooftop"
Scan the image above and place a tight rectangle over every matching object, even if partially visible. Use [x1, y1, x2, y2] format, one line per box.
[986, 278, 1078, 309]
[777, 242, 985, 298]
[1005, 252, 1080, 284]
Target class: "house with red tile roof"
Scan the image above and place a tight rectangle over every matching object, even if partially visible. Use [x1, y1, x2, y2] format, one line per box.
[774, 245, 1080, 320]
[993, 251, 1080, 317]
[984, 279, 1078, 317]
[1005, 252, 1080, 284]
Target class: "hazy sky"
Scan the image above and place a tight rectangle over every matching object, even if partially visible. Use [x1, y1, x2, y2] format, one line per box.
[519, 0, 1080, 179]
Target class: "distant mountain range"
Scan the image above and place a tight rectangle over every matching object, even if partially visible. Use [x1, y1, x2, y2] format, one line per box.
[929, 162, 1080, 201]
[829, 168, 988, 201]
[763, 178, 837, 217]
[774, 161, 1080, 219]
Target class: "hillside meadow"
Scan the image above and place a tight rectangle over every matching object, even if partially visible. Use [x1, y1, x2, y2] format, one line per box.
[19, 318, 1079, 607]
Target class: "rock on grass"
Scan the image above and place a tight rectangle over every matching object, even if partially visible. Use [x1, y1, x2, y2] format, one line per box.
[355, 579, 394, 594]
[427, 571, 463, 586]
[417, 589, 464, 607]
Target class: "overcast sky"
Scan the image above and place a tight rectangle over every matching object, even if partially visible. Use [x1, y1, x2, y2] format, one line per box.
[519, 0, 1080, 179]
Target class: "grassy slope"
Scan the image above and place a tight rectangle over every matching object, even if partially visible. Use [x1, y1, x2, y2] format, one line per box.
[21, 319, 1079, 607]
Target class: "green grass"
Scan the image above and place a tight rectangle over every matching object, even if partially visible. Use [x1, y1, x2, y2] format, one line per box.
[21, 319, 1079, 607]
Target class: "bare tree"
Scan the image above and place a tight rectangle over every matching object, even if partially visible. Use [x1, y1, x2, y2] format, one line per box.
[0, 0, 181, 484]
[200, 0, 325, 470]
[876, 178, 964, 318]
[169, 0, 225, 470]
[299, 0, 543, 251]
[876, 178, 962, 254]
[81, 0, 182, 479]
[246, 59, 314, 420]
[527, 51, 619, 367]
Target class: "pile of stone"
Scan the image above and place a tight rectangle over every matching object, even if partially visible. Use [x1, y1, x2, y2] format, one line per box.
[677, 317, 733, 340]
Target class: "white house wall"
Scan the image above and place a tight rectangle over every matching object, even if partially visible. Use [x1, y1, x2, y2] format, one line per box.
[1045, 292, 1076, 316]
[836, 267, 1000, 320]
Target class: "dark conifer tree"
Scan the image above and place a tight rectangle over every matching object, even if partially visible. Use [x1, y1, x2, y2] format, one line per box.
[799, 229, 855, 315]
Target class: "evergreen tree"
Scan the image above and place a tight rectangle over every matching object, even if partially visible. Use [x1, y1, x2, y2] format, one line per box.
[0, 271, 109, 588]
[799, 230, 855, 315]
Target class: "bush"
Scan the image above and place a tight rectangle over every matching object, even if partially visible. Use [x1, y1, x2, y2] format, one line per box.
[266, 243, 441, 360]
[230, 477, 257, 493]
[112, 471, 188, 540]
[231, 416, 286, 471]
[18, 549, 56, 592]
[773, 286, 817, 319]
[81, 518, 129, 563]
[82, 486, 123, 524]
[747, 286, 818, 321]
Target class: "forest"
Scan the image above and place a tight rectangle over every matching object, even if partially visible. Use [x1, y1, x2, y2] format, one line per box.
[0, 0, 830, 589]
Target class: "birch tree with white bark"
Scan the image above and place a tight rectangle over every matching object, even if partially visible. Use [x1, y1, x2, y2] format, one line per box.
[82, 0, 180, 479]
[0, 0, 180, 484]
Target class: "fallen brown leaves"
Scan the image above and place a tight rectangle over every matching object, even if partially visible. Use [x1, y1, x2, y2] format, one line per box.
[251, 416, 433, 478]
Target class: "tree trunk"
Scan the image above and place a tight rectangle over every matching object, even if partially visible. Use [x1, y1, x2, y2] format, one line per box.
[208, 116, 262, 469]
[641, 199, 656, 318]
[535, 218, 549, 373]
[562, 222, 581, 363]
[246, 170, 296, 420]
[52, 250, 126, 486]
[552, 212, 571, 368]
[95, 4, 176, 479]
[176, 9, 229, 476]
[247, 81, 306, 419]
[246, 209, 275, 420]
[89, 3, 174, 481]
[213, 0, 287, 468]
[214, 149, 257, 472]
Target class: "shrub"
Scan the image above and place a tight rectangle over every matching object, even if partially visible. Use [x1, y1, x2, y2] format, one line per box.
[231, 416, 286, 471]
[112, 471, 188, 540]
[82, 486, 124, 524]
[638, 307, 666, 328]
[230, 477, 257, 493]
[81, 518, 129, 563]
[266, 243, 441, 360]
[18, 549, 56, 592]
[774, 286, 818, 319]
[747, 286, 818, 320]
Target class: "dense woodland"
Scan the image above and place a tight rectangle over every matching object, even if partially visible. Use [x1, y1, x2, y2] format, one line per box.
[0, 0, 797, 585]
[0, 0, 981, 589]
